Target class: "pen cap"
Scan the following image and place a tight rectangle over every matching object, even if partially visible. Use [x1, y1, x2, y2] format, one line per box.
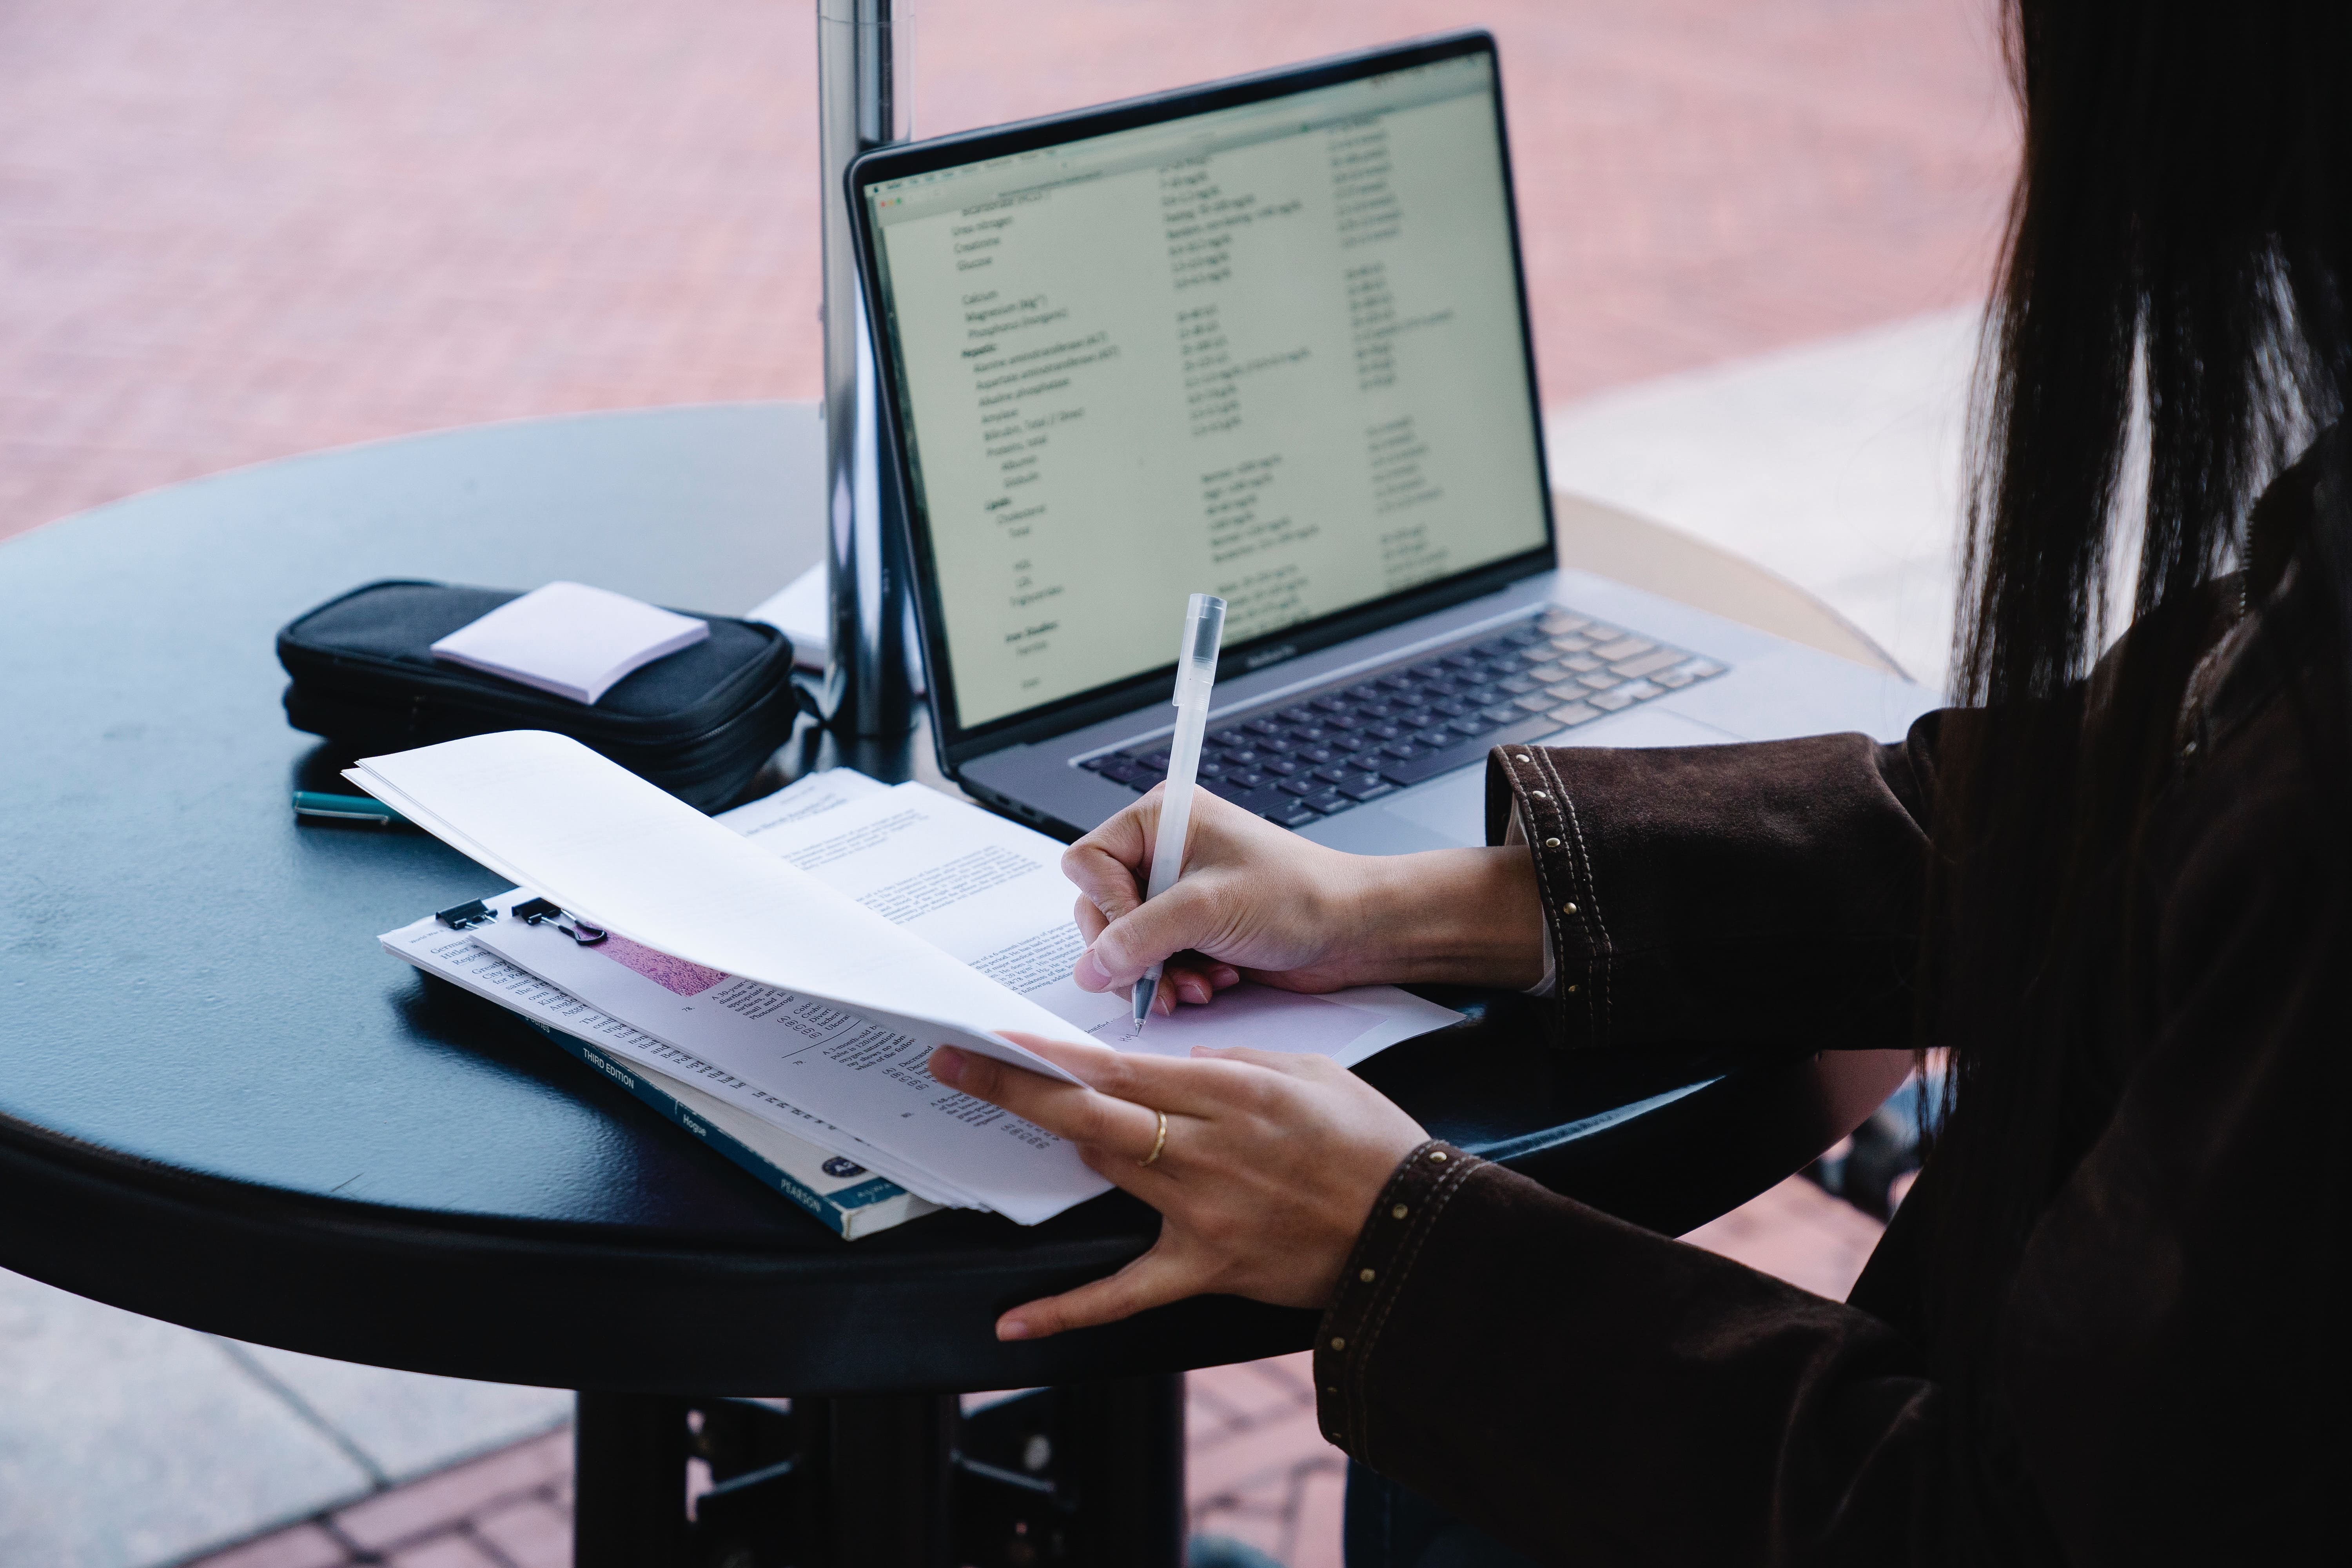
[1172, 594, 1226, 706]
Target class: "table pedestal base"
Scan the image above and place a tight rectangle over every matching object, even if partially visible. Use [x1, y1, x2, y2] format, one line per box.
[574, 1377, 1184, 1567]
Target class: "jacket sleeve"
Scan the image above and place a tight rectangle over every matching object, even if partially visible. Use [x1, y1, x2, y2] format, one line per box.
[1314, 1145, 1949, 1567]
[1289, 724, 1961, 1564]
[1485, 720, 1942, 1050]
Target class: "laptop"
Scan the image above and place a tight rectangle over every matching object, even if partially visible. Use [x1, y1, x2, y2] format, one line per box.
[848, 30, 1937, 853]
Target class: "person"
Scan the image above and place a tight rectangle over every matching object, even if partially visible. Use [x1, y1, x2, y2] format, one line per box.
[926, 2, 2352, 1561]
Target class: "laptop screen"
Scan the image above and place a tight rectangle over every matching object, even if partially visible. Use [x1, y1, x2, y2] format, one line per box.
[862, 44, 1551, 735]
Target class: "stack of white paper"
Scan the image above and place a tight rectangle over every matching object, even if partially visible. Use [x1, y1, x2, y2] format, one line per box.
[746, 563, 830, 671]
[381, 910, 942, 1238]
[359, 735, 1459, 1224]
[746, 561, 925, 691]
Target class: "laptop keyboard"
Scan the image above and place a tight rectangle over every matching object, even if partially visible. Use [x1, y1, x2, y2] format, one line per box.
[1080, 606, 1729, 829]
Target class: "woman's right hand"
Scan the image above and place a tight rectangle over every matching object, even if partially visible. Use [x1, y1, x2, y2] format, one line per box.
[1063, 785, 1547, 1012]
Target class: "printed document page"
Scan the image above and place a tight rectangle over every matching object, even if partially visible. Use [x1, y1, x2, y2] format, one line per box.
[381, 911, 954, 1214]
[368, 755, 1457, 1224]
[347, 731, 1090, 1083]
[724, 780, 1462, 1065]
[461, 775, 1454, 1223]
[465, 893, 1103, 1221]
[717, 763, 893, 833]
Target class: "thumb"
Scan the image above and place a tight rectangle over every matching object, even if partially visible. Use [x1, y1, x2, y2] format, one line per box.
[996, 1240, 1201, 1340]
[1086, 877, 1229, 986]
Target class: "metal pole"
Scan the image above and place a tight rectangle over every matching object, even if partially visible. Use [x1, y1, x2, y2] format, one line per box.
[817, 0, 916, 737]
[571, 1393, 689, 1566]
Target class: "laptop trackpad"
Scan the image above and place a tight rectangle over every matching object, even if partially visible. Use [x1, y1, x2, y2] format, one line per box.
[1369, 765, 1490, 847]
[1314, 707, 1745, 854]
[1307, 766, 1485, 852]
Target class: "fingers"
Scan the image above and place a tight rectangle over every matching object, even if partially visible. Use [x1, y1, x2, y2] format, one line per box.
[1069, 1137, 1183, 1202]
[1188, 1043, 1342, 1079]
[1065, 791, 1269, 992]
[1152, 958, 1244, 1007]
[1071, 940, 1234, 1005]
[995, 1031, 1263, 1119]
[1138, 964, 1194, 1014]
[1087, 879, 1230, 988]
[996, 1243, 1199, 1341]
[1073, 943, 1120, 994]
[1160, 960, 1225, 1008]
[969, 1027, 1433, 1341]
[929, 1043, 1163, 1156]
[1062, 793, 1158, 926]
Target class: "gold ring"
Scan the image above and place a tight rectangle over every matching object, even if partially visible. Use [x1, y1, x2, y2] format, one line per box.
[1138, 1109, 1168, 1168]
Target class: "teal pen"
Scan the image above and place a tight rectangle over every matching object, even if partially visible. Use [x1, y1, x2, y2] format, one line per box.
[292, 790, 413, 828]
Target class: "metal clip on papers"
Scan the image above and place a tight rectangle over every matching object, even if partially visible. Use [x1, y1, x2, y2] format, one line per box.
[513, 897, 609, 946]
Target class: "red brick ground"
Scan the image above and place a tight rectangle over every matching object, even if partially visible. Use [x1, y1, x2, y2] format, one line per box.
[183, 1430, 572, 1568]
[178, 1178, 1884, 1568]
[0, 0, 2013, 544]
[22, 4, 1997, 1562]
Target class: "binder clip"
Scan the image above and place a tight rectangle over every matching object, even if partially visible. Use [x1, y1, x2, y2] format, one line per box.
[514, 897, 609, 946]
[434, 899, 497, 931]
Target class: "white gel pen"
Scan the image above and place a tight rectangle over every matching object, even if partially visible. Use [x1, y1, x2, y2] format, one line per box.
[1130, 592, 1226, 1036]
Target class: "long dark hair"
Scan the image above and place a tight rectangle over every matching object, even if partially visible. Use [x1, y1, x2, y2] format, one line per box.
[1924, 0, 2352, 1553]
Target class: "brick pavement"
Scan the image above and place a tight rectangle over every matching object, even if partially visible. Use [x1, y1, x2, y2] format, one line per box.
[11, 3, 2000, 1561]
[0, 0, 2013, 544]
[1183, 1354, 1348, 1568]
[181, 1429, 572, 1568]
[183, 1366, 1345, 1568]
[178, 1178, 1883, 1568]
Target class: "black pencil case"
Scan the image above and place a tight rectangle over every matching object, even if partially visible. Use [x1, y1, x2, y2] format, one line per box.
[276, 579, 809, 811]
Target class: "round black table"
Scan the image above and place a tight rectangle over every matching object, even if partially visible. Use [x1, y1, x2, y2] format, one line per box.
[0, 404, 1907, 1566]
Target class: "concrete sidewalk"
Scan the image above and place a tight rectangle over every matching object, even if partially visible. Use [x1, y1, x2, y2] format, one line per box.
[0, 1267, 568, 1567]
[1548, 308, 1980, 692]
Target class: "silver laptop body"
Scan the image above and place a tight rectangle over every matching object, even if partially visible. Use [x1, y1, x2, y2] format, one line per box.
[849, 32, 1936, 852]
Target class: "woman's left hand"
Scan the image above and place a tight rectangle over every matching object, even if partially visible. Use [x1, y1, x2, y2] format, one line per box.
[929, 1034, 1428, 1340]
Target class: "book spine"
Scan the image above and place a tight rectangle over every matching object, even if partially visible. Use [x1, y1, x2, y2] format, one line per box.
[525, 1020, 851, 1238]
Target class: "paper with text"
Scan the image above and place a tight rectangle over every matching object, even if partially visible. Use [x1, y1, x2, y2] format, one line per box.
[469, 893, 1100, 1223]
[723, 781, 1462, 1066]
[367, 750, 1457, 1224]
[348, 731, 1091, 1084]
[866, 54, 1548, 728]
[381, 911, 956, 1211]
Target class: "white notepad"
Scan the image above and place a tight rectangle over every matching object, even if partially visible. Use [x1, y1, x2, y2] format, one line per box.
[430, 581, 710, 704]
[746, 561, 925, 691]
[746, 563, 828, 671]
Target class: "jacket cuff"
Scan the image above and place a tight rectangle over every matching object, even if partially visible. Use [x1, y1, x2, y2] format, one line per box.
[1313, 1139, 1485, 1466]
[1485, 742, 1608, 1047]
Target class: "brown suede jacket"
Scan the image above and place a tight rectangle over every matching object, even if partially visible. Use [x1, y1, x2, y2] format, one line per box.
[1312, 544, 2350, 1564]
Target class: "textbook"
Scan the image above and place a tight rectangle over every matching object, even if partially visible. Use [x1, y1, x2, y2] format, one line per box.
[385, 915, 937, 1239]
[361, 733, 1461, 1225]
